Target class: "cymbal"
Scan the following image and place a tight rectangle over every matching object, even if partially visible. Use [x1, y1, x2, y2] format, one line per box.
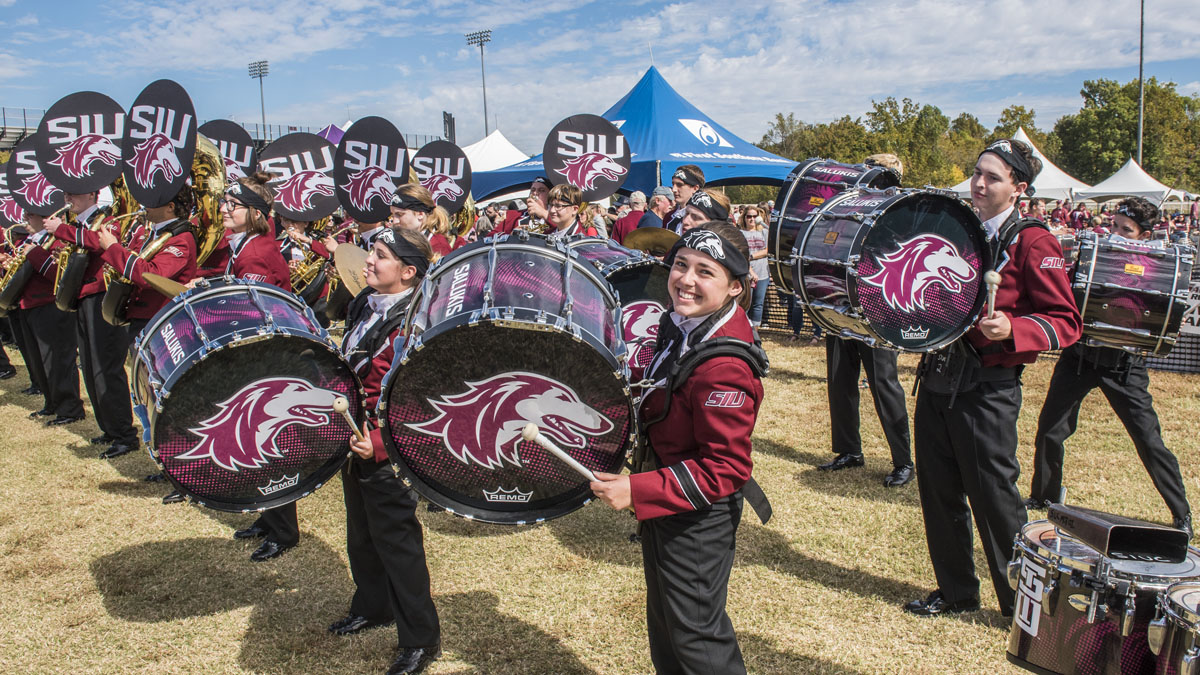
[142, 272, 187, 298]
[622, 227, 679, 257]
[334, 245, 369, 296]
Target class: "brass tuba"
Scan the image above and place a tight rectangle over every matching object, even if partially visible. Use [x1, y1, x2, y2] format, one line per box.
[288, 216, 331, 306]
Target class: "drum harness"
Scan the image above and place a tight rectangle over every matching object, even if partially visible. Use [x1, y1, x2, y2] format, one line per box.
[914, 216, 1048, 408]
[629, 307, 773, 526]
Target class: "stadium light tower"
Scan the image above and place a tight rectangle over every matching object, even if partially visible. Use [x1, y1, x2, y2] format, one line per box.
[1136, 0, 1144, 164]
[465, 29, 492, 136]
[248, 60, 269, 141]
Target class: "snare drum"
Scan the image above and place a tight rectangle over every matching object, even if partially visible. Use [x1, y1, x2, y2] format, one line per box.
[133, 277, 363, 512]
[1008, 520, 1200, 675]
[567, 236, 669, 381]
[768, 159, 900, 294]
[1149, 582, 1200, 675]
[1074, 233, 1194, 355]
[793, 187, 990, 352]
[379, 232, 636, 525]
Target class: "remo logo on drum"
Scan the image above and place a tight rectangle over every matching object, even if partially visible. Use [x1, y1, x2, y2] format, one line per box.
[406, 372, 614, 471]
[859, 234, 975, 313]
[178, 377, 343, 472]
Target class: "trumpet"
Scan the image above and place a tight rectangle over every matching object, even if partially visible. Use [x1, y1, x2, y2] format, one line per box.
[286, 216, 332, 305]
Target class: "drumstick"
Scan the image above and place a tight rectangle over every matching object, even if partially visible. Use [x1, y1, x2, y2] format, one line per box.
[984, 270, 1001, 319]
[522, 423, 598, 482]
[333, 397, 367, 443]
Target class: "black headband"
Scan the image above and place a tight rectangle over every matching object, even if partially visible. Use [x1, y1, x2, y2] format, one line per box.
[375, 227, 429, 276]
[1117, 205, 1153, 232]
[686, 190, 729, 222]
[389, 192, 434, 213]
[666, 227, 749, 279]
[672, 168, 702, 187]
[531, 176, 551, 189]
[980, 140, 1037, 196]
[228, 182, 271, 218]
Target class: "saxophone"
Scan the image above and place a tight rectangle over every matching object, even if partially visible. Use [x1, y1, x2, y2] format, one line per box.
[288, 216, 331, 305]
[53, 176, 137, 311]
[0, 206, 70, 312]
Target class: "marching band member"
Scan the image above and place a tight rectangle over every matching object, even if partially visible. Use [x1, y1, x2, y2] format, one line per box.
[665, 164, 704, 234]
[19, 213, 85, 425]
[543, 184, 598, 242]
[335, 227, 440, 675]
[55, 190, 140, 458]
[387, 184, 456, 257]
[1028, 196, 1192, 537]
[677, 188, 731, 232]
[496, 177, 551, 235]
[906, 139, 1080, 618]
[592, 222, 765, 675]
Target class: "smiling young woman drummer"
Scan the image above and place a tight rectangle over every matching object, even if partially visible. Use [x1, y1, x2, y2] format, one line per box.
[335, 227, 441, 675]
[591, 222, 766, 675]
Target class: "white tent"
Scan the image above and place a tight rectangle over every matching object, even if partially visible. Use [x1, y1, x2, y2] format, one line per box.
[463, 130, 530, 207]
[1074, 157, 1188, 205]
[949, 127, 1090, 202]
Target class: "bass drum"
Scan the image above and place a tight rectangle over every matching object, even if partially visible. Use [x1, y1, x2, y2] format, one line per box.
[1008, 520, 1200, 675]
[133, 277, 363, 512]
[768, 159, 900, 294]
[1073, 233, 1194, 356]
[567, 236, 669, 382]
[380, 232, 635, 525]
[793, 187, 990, 352]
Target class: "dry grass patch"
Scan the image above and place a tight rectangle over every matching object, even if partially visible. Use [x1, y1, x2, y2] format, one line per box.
[1, 336, 1195, 673]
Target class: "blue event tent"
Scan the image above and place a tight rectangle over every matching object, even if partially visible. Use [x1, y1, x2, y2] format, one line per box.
[472, 66, 795, 200]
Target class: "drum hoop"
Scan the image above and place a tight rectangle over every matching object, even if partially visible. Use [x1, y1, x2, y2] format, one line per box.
[1103, 548, 1200, 589]
[1161, 582, 1200, 627]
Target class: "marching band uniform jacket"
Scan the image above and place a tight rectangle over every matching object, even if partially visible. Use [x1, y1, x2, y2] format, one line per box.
[345, 287, 410, 463]
[630, 304, 764, 520]
[21, 230, 65, 310]
[20, 230, 83, 418]
[55, 218, 198, 321]
[226, 233, 291, 292]
[56, 205, 123, 299]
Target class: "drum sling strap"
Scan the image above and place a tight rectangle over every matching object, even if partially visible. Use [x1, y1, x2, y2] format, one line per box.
[636, 332, 773, 525]
[914, 217, 1047, 407]
[344, 289, 411, 375]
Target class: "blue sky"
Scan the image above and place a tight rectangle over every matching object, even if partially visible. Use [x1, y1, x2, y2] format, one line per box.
[1, 0, 1197, 155]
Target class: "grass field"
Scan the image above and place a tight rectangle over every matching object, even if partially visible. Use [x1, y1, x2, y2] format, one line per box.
[1, 335, 1196, 674]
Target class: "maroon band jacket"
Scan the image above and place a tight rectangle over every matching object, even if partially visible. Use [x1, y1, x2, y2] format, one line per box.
[52, 211, 123, 298]
[629, 305, 764, 520]
[344, 288, 411, 463]
[74, 219, 198, 320]
[227, 233, 292, 292]
[21, 233, 67, 309]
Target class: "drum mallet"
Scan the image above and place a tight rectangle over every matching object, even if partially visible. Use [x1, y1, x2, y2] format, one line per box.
[522, 423, 598, 482]
[984, 270, 1001, 319]
[333, 397, 367, 443]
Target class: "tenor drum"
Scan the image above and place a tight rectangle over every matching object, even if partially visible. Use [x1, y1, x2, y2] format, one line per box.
[380, 232, 635, 525]
[132, 277, 363, 512]
[793, 187, 990, 352]
[1073, 233, 1194, 355]
[1008, 520, 1200, 675]
[1149, 582, 1200, 675]
[567, 236, 669, 381]
[768, 159, 901, 294]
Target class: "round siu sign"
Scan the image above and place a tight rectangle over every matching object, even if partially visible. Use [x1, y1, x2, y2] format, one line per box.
[541, 114, 630, 202]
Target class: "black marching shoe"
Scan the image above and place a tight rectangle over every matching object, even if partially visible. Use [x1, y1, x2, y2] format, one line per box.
[99, 442, 137, 459]
[0, 365, 16, 379]
[903, 590, 980, 617]
[386, 643, 441, 675]
[883, 465, 914, 487]
[28, 408, 53, 418]
[91, 433, 114, 445]
[162, 490, 185, 505]
[144, 473, 166, 483]
[233, 525, 267, 540]
[250, 539, 293, 562]
[1023, 497, 1053, 511]
[20, 386, 41, 396]
[327, 612, 393, 636]
[46, 414, 85, 426]
[1174, 513, 1193, 539]
[818, 453, 864, 471]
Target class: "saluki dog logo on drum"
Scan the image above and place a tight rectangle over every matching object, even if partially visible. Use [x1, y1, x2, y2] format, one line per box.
[273, 170, 336, 211]
[341, 166, 395, 211]
[49, 135, 121, 179]
[177, 377, 342, 472]
[555, 153, 628, 191]
[860, 234, 974, 313]
[406, 372, 614, 471]
[622, 300, 664, 368]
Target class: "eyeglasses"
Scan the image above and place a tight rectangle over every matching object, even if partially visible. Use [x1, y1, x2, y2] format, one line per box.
[744, 213, 759, 219]
[219, 198, 246, 211]
[547, 202, 576, 211]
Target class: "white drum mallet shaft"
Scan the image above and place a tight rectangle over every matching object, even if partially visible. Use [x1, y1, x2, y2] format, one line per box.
[522, 423, 598, 482]
[984, 270, 1001, 319]
[333, 397, 367, 443]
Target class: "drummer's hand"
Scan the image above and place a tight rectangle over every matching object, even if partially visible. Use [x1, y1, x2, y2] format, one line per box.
[43, 215, 63, 234]
[590, 471, 632, 511]
[290, 229, 312, 245]
[979, 312, 1012, 341]
[323, 236, 338, 253]
[349, 423, 374, 460]
[97, 229, 118, 250]
[184, 278, 201, 289]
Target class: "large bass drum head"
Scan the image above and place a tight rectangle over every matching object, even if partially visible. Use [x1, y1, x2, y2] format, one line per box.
[381, 324, 634, 525]
[153, 337, 361, 512]
[852, 193, 989, 351]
